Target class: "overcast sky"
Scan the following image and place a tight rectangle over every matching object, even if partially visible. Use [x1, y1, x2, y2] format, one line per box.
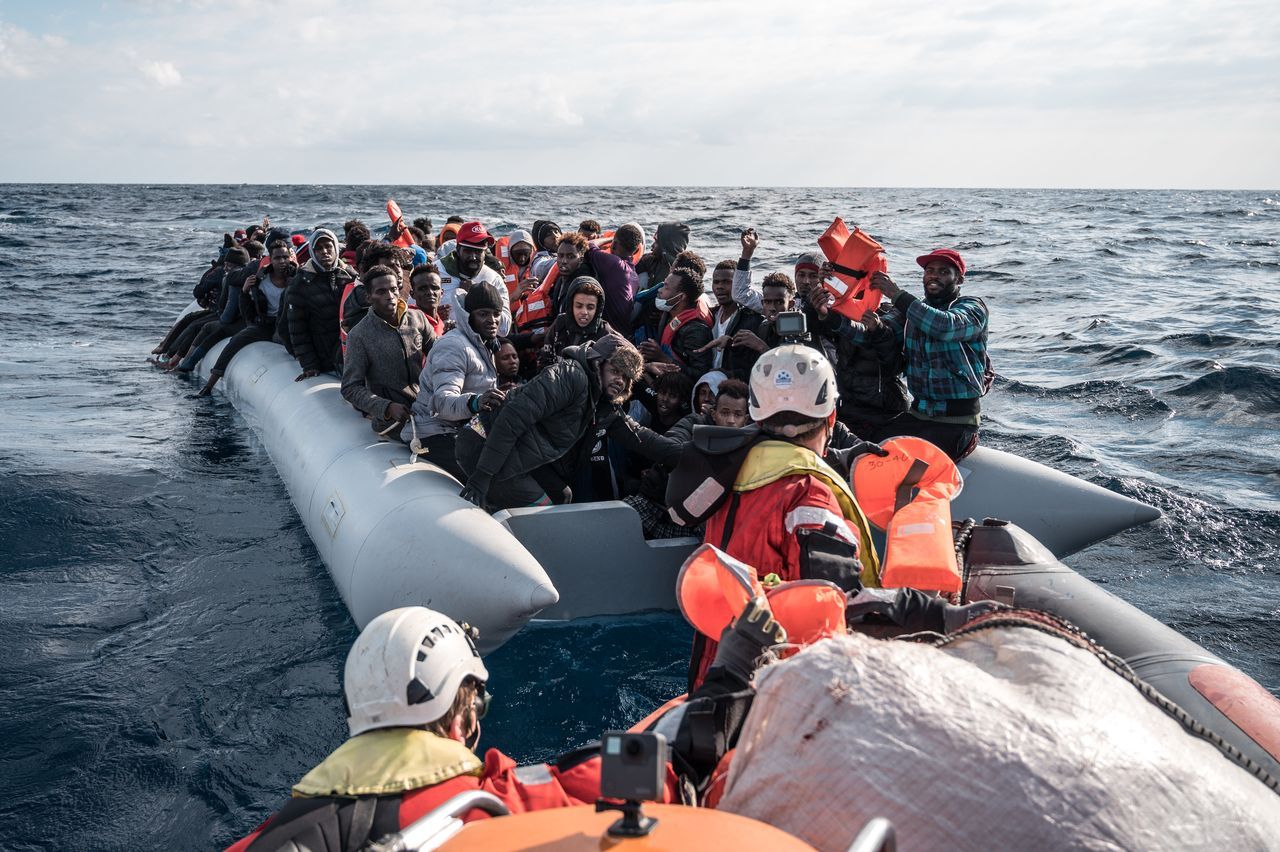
[1, 0, 1276, 187]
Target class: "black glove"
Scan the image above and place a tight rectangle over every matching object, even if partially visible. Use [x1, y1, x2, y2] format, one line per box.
[826, 440, 889, 477]
[707, 597, 787, 690]
[458, 482, 488, 508]
[942, 600, 1006, 633]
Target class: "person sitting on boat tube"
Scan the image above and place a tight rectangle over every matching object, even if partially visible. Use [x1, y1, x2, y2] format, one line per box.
[668, 345, 989, 689]
[410, 282, 507, 481]
[437, 222, 511, 333]
[225, 601, 786, 851]
[455, 333, 644, 510]
[340, 264, 436, 441]
[286, 228, 358, 381]
[817, 248, 990, 460]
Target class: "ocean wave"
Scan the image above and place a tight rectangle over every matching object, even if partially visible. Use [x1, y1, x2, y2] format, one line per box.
[1167, 365, 1280, 416]
[996, 378, 1172, 419]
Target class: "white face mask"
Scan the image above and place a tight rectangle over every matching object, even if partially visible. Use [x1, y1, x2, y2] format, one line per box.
[654, 295, 674, 312]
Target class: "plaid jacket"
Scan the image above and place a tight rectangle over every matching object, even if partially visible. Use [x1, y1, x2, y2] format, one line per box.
[882, 291, 989, 416]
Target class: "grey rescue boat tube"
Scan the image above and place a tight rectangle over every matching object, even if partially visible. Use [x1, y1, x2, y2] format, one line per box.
[961, 520, 1280, 781]
[188, 324, 557, 653]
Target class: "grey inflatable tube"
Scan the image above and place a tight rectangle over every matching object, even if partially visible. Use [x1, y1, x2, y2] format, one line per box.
[187, 326, 557, 653]
[962, 520, 1280, 781]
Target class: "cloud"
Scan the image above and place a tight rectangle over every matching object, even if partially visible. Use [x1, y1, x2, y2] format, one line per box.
[0, 0, 1276, 186]
[138, 59, 181, 88]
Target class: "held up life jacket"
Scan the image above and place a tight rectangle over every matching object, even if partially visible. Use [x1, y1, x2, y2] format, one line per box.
[817, 217, 888, 322]
[659, 302, 713, 365]
[514, 262, 559, 332]
[386, 199, 417, 249]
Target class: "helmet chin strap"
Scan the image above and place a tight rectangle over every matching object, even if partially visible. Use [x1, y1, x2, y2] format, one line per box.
[465, 715, 482, 751]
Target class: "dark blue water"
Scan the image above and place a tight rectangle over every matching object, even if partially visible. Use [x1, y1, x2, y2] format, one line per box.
[1, 185, 1277, 850]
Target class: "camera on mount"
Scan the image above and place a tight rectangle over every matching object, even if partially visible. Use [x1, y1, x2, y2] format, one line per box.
[596, 731, 668, 837]
[774, 310, 808, 344]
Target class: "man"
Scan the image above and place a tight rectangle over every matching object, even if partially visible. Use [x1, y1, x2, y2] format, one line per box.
[456, 334, 644, 510]
[578, 218, 602, 240]
[728, 229, 825, 354]
[287, 228, 358, 380]
[701, 258, 765, 378]
[226, 600, 785, 851]
[637, 251, 714, 382]
[410, 283, 506, 481]
[585, 222, 642, 334]
[341, 265, 436, 440]
[672, 345, 980, 688]
[197, 238, 297, 397]
[829, 249, 989, 460]
[408, 263, 446, 338]
[436, 221, 511, 335]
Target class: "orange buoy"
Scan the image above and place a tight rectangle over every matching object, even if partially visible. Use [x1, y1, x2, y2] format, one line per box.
[851, 436, 963, 592]
[817, 217, 888, 322]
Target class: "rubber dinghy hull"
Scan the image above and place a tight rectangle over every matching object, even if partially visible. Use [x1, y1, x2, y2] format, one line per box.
[962, 520, 1280, 781]
[496, 447, 1162, 621]
[189, 326, 557, 653]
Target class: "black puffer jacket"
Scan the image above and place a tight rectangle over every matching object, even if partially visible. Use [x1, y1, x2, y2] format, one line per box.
[717, 305, 765, 380]
[285, 258, 357, 373]
[538, 276, 616, 369]
[466, 344, 610, 489]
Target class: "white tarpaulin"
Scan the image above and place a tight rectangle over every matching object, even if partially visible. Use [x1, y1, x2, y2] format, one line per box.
[718, 626, 1280, 851]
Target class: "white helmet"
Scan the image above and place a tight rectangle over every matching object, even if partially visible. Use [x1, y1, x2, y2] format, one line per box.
[748, 344, 838, 432]
[344, 607, 489, 737]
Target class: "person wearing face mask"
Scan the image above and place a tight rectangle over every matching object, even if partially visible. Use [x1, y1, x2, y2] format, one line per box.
[286, 228, 359, 381]
[637, 250, 714, 382]
[411, 282, 507, 481]
[821, 249, 989, 460]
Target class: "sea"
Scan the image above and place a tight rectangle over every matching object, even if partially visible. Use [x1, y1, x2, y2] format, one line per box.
[0, 185, 1276, 850]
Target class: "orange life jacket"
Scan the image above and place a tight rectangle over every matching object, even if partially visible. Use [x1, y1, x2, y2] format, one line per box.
[659, 301, 713, 363]
[514, 262, 559, 332]
[495, 237, 536, 300]
[386, 199, 416, 249]
[818, 217, 888, 322]
[851, 436, 962, 593]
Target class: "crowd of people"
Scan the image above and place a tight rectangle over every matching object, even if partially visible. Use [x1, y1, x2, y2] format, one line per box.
[153, 211, 999, 850]
[152, 211, 991, 524]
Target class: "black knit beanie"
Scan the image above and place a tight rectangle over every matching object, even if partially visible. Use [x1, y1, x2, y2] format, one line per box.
[463, 282, 504, 315]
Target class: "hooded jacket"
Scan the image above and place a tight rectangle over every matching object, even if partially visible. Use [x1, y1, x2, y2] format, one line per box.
[465, 343, 615, 492]
[285, 229, 357, 373]
[537, 277, 616, 369]
[410, 296, 499, 439]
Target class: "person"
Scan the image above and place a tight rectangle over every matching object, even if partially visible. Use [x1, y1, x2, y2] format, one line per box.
[494, 338, 523, 392]
[158, 244, 250, 365]
[829, 248, 989, 460]
[410, 282, 506, 481]
[341, 243, 414, 356]
[287, 228, 358, 381]
[436, 222, 511, 334]
[727, 229, 825, 353]
[196, 238, 297, 397]
[691, 370, 728, 420]
[529, 220, 562, 280]
[584, 222, 642, 334]
[165, 245, 254, 372]
[637, 251, 714, 382]
[226, 599, 786, 851]
[408, 263, 447, 338]
[704, 259, 764, 379]
[340, 265, 436, 440]
[578, 218, 602, 240]
[635, 221, 689, 291]
[536, 276, 614, 370]
[673, 345, 968, 689]
[499, 229, 537, 300]
[708, 378, 750, 428]
[455, 334, 643, 510]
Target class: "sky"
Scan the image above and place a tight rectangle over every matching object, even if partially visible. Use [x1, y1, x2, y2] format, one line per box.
[0, 0, 1277, 187]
